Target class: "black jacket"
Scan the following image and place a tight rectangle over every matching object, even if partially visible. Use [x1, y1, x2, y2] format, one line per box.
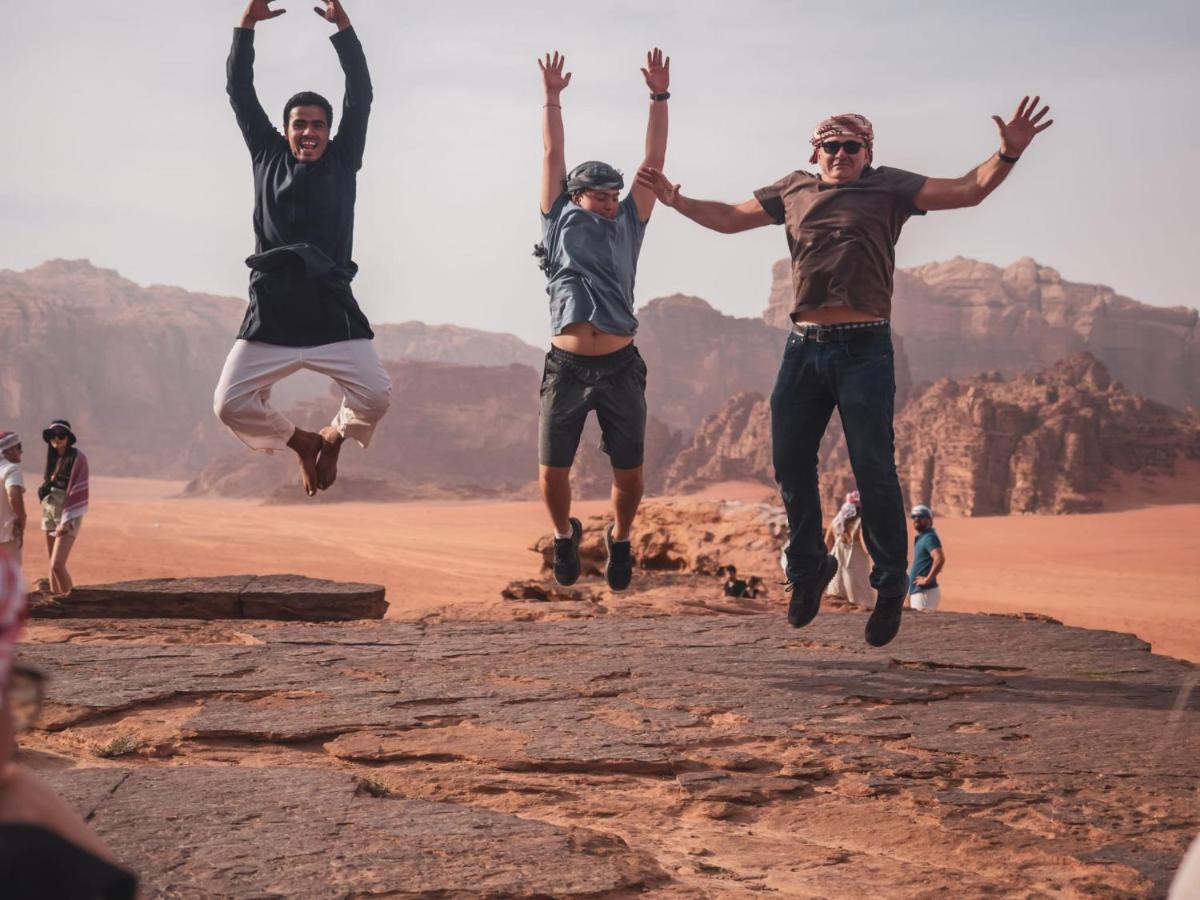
[226, 26, 375, 346]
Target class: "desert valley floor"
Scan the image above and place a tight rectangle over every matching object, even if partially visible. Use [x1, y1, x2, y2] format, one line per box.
[24, 477, 1200, 664]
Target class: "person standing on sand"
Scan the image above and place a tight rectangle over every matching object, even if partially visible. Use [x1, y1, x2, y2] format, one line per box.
[637, 97, 1053, 646]
[0, 434, 25, 564]
[907, 504, 945, 611]
[214, 0, 391, 498]
[37, 421, 87, 598]
[825, 491, 873, 610]
[533, 49, 670, 591]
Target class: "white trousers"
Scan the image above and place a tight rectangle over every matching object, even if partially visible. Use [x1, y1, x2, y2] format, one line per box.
[909, 587, 941, 611]
[213, 339, 391, 452]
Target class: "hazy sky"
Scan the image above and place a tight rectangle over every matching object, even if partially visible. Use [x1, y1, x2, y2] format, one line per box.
[2, 1, 1197, 346]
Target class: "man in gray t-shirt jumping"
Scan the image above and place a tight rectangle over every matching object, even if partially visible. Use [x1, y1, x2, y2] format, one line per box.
[638, 98, 1052, 646]
[534, 49, 670, 592]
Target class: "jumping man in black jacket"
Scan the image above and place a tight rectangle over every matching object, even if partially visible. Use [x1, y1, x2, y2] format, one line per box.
[214, 0, 391, 496]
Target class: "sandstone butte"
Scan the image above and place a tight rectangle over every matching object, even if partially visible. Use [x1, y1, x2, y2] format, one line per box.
[662, 352, 1200, 515]
[15, 578, 1199, 898]
[765, 255, 1200, 410]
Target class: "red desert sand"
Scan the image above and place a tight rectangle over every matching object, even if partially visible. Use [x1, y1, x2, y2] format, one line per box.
[22, 477, 1199, 663]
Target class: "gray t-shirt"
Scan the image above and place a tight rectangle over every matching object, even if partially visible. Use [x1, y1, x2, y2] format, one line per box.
[539, 192, 648, 337]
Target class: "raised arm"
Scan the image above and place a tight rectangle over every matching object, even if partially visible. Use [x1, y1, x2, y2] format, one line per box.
[630, 48, 670, 222]
[317, 1, 372, 170]
[635, 167, 774, 233]
[539, 52, 571, 215]
[228, 0, 287, 157]
[915, 96, 1053, 211]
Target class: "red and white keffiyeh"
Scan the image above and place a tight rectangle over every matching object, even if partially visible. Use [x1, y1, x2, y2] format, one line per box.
[809, 113, 875, 164]
[62, 450, 89, 525]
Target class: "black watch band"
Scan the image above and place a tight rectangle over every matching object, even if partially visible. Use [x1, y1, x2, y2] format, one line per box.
[998, 150, 1020, 164]
[651, 91, 671, 102]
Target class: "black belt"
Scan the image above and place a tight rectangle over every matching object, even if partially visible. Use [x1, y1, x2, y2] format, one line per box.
[791, 321, 889, 343]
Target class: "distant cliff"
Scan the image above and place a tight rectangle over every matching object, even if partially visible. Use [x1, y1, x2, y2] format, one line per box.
[0, 260, 543, 477]
[766, 256, 1199, 409]
[663, 354, 1200, 515]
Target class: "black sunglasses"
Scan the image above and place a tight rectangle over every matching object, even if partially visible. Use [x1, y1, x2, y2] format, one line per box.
[820, 140, 864, 156]
[49, 431, 69, 440]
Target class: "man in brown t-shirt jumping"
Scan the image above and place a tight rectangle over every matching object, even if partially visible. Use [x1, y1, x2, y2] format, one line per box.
[637, 97, 1052, 647]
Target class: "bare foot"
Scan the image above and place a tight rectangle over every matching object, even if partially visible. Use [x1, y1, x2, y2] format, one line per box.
[316, 426, 345, 490]
[286, 428, 323, 497]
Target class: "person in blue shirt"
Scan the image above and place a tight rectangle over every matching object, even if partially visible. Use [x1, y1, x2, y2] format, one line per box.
[908, 505, 946, 611]
[533, 49, 669, 592]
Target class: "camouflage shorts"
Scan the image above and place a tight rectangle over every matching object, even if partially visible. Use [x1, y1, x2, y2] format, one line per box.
[41, 489, 82, 537]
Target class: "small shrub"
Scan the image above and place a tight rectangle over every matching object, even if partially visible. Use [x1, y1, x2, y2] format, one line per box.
[94, 733, 144, 759]
[357, 776, 392, 798]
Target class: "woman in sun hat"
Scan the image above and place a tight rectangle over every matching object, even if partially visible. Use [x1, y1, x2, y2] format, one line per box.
[37, 420, 88, 597]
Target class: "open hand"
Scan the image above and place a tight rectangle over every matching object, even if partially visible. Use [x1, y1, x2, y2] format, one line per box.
[241, 0, 285, 25]
[539, 51, 572, 95]
[313, 0, 350, 28]
[992, 96, 1053, 157]
[635, 167, 680, 207]
[641, 48, 670, 94]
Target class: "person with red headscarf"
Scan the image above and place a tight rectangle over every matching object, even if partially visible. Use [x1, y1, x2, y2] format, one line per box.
[825, 490, 873, 610]
[637, 97, 1053, 647]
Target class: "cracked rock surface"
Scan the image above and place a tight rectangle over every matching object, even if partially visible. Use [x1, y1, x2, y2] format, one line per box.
[19, 611, 1199, 897]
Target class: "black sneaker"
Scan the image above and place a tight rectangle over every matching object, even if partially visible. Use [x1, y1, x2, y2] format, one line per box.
[604, 525, 634, 591]
[786, 554, 837, 628]
[865, 593, 905, 647]
[552, 517, 583, 586]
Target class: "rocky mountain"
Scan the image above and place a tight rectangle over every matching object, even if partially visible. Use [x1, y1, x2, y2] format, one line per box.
[634, 294, 788, 432]
[184, 358, 682, 502]
[766, 256, 1200, 409]
[882, 351, 1200, 514]
[661, 392, 772, 491]
[0, 259, 246, 476]
[372, 321, 543, 371]
[186, 360, 542, 500]
[0, 260, 543, 477]
[661, 354, 1200, 515]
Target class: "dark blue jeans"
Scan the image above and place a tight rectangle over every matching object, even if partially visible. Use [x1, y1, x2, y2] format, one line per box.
[770, 330, 908, 597]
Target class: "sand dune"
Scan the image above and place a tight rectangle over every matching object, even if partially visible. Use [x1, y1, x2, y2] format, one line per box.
[16, 477, 1199, 662]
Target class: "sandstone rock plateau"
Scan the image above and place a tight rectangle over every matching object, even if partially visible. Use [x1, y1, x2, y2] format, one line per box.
[28, 574, 387, 621]
[635, 294, 789, 432]
[19, 606, 1199, 897]
[662, 353, 1200, 515]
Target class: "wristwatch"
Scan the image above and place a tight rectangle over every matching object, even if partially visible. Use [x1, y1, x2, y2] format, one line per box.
[651, 91, 671, 101]
[998, 150, 1020, 164]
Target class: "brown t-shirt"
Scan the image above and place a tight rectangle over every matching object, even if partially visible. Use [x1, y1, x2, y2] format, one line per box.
[754, 165, 927, 321]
